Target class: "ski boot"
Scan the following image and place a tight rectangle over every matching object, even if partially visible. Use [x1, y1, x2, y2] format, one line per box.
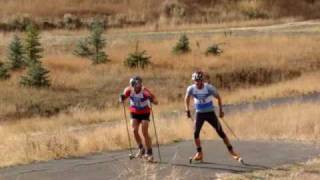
[144, 154, 154, 163]
[135, 148, 145, 159]
[229, 149, 244, 164]
[189, 152, 203, 164]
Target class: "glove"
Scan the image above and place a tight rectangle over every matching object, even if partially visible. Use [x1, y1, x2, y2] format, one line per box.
[186, 110, 191, 118]
[119, 94, 126, 103]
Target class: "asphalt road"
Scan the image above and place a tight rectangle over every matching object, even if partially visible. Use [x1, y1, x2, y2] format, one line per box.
[1, 140, 320, 180]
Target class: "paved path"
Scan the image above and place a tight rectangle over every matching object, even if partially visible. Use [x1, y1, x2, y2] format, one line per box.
[1, 140, 320, 180]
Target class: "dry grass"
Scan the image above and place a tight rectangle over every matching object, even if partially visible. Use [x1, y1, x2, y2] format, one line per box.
[0, 33, 319, 119]
[0, 101, 319, 167]
[225, 102, 320, 141]
[0, 0, 127, 17]
[222, 72, 320, 104]
[0, 0, 319, 31]
[224, 158, 320, 180]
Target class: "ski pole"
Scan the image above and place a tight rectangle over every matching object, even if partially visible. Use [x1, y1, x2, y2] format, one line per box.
[150, 104, 162, 162]
[220, 117, 239, 140]
[121, 102, 134, 159]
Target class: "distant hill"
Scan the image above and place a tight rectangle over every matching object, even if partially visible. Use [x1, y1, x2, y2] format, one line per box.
[0, 0, 319, 30]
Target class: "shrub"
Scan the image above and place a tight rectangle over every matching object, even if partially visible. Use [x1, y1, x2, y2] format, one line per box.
[205, 44, 223, 56]
[124, 50, 151, 69]
[173, 34, 191, 54]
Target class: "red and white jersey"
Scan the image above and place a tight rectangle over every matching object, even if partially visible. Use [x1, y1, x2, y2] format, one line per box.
[123, 86, 155, 114]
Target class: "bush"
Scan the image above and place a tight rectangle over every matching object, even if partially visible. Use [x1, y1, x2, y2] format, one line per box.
[124, 50, 151, 69]
[20, 62, 50, 87]
[74, 39, 93, 57]
[205, 44, 223, 56]
[173, 34, 191, 54]
[74, 20, 109, 64]
[242, 8, 269, 19]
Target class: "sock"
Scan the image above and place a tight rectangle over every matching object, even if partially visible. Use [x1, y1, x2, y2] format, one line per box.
[197, 147, 202, 153]
[147, 148, 153, 155]
[138, 144, 144, 149]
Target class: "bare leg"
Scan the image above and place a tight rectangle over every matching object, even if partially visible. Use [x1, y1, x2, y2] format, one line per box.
[141, 120, 152, 151]
[131, 119, 142, 146]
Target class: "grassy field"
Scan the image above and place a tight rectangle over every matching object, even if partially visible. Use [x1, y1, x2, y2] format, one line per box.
[0, 21, 319, 169]
[0, 33, 319, 119]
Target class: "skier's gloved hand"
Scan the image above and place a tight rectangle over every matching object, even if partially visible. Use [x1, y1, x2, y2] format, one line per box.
[119, 94, 126, 103]
[150, 97, 159, 105]
[186, 110, 191, 118]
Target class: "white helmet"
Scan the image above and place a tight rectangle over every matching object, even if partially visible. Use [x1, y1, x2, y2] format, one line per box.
[192, 71, 204, 81]
[129, 76, 142, 87]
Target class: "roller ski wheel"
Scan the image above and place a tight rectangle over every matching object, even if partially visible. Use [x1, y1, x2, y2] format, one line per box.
[230, 151, 244, 164]
[189, 152, 203, 164]
[144, 154, 154, 163]
[129, 154, 135, 160]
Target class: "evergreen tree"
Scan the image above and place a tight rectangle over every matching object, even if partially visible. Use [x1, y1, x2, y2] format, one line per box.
[205, 44, 223, 56]
[24, 24, 43, 66]
[173, 34, 191, 54]
[7, 35, 25, 70]
[74, 20, 109, 64]
[89, 21, 108, 64]
[124, 50, 151, 69]
[74, 39, 93, 57]
[20, 23, 50, 87]
[20, 62, 50, 87]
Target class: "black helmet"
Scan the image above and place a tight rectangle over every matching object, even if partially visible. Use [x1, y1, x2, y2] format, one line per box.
[130, 76, 142, 87]
[192, 71, 204, 81]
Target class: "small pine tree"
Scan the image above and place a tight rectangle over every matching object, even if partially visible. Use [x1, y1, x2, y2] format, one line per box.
[205, 44, 223, 56]
[0, 62, 10, 80]
[74, 20, 109, 64]
[89, 21, 108, 64]
[74, 39, 93, 57]
[7, 35, 25, 70]
[173, 34, 191, 54]
[24, 24, 43, 66]
[20, 62, 50, 87]
[124, 50, 151, 69]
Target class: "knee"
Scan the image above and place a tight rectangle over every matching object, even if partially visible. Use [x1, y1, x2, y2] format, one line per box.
[142, 128, 149, 137]
[132, 127, 139, 134]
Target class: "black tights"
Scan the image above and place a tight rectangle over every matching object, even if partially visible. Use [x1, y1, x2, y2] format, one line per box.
[194, 111, 226, 139]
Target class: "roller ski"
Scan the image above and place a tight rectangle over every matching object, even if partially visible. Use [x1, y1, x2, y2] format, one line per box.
[135, 148, 145, 159]
[189, 152, 203, 164]
[129, 153, 135, 160]
[144, 154, 155, 163]
[229, 150, 244, 164]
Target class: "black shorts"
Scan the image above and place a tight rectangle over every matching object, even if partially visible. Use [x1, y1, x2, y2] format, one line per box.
[130, 113, 150, 121]
[194, 111, 226, 139]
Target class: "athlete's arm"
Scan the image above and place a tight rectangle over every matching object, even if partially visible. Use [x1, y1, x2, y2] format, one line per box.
[119, 87, 130, 102]
[215, 94, 224, 118]
[144, 88, 158, 105]
[185, 94, 192, 118]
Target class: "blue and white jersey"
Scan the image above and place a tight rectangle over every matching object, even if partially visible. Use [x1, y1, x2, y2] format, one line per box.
[186, 83, 219, 113]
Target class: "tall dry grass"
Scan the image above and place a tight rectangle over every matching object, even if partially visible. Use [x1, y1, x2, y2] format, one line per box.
[0, 100, 318, 168]
[0, 34, 319, 119]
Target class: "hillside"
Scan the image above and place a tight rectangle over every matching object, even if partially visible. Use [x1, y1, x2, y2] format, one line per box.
[0, 0, 320, 30]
